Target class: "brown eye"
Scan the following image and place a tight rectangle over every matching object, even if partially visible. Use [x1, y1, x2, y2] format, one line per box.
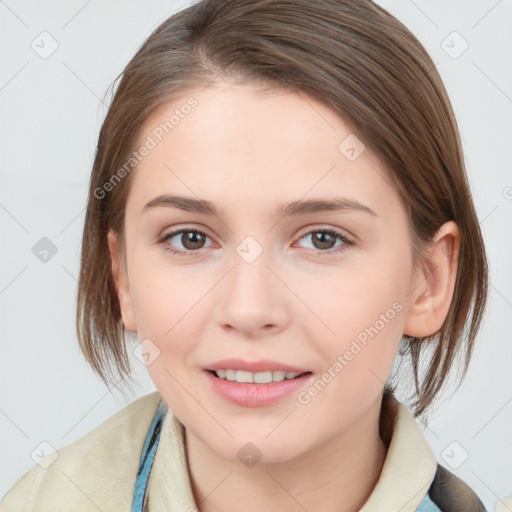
[310, 231, 337, 250]
[296, 228, 353, 255]
[180, 231, 207, 250]
[159, 229, 212, 255]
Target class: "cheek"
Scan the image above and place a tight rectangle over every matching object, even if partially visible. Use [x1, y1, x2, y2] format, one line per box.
[128, 256, 206, 336]
[302, 254, 406, 335]
[298, 284, 404, 425]
[128, 264, 210, 412]
[296, 253, 407, 390]
[127, 262, 210, 395]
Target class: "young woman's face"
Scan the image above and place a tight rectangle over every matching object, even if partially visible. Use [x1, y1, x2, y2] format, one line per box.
[115, 82, 421, 464]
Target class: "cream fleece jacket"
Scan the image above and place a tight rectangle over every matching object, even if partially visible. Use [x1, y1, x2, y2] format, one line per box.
[0, 391, 493, 511]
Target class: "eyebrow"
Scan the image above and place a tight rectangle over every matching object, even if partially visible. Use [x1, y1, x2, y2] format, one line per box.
[142, 195, 378, 218]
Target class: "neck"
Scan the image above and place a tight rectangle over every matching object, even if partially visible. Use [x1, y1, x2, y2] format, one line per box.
[185, 393, 392, 512]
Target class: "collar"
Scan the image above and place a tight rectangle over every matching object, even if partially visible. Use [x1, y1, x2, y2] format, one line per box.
[146, 393, 438, 512]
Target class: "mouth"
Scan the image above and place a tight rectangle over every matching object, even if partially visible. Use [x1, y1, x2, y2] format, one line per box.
[207, 369, 312, 384]
[202, 358, 313, 407]
[204, 368, 313, 407]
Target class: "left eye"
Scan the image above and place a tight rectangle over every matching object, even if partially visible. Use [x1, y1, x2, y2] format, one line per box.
[296, 228, 353, 254]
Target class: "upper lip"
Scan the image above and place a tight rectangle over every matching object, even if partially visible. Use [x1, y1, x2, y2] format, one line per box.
[205, 358, 311, 374]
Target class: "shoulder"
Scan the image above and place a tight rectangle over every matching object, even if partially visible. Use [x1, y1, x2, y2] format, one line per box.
[425, 463, 487, 511]
[0, 391, 162, 512]
[378, 393, 488, 512]
[494, 495, 512, 512]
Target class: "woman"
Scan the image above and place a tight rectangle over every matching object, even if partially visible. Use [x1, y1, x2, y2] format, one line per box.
[0, 1, 492, 510]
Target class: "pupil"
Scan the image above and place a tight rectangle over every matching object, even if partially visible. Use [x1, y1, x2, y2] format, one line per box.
[183, 231, 204, 249]
[314, 232, 335, 250]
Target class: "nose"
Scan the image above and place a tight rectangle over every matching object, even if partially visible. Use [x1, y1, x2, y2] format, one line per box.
[215, 249, 289, 339]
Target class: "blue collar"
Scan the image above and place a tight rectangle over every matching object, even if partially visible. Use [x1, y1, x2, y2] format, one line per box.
[131, 399, 168, 512]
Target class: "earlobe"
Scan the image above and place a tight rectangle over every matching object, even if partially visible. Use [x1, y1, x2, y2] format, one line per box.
[107, 229, 137, 333]
[403, 221, 460, 338]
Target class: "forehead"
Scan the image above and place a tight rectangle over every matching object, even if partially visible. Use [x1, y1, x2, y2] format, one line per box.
[126, 82, 401, 220]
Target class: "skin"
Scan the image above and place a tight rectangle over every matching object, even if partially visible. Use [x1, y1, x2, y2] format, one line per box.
[108, 81, 460, 512]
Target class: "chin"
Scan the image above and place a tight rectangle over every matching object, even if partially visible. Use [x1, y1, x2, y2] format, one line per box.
[221, 436, 304, 467]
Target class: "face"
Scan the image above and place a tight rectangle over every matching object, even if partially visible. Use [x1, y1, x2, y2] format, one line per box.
[111, 81, 422, 465]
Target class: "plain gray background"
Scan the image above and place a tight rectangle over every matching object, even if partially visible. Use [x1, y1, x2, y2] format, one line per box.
[1, 1, 511, 510]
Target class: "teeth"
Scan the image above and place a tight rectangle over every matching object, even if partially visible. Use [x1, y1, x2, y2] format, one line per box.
[236, 370, 253, 383]
[213, 369, 302, 383]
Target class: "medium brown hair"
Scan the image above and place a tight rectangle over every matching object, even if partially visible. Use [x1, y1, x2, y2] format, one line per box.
[77, 0, 488, 419]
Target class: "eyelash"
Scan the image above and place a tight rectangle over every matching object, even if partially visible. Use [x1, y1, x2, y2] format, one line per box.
[158, 226, 354, 257]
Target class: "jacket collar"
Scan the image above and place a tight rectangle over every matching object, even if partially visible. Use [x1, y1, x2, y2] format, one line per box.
[147, 393, 437, 512]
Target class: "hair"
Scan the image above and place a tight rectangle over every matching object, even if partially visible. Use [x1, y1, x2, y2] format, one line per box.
[76, 0, 488, 420]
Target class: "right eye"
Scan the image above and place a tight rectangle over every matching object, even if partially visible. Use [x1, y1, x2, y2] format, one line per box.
[158, 228, 214, 256]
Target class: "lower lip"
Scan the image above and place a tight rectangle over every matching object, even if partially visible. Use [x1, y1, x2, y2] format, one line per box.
[203, 370, 313, 407]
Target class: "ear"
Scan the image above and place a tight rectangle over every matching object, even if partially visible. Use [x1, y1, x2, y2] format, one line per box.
[403, 221, 460, 338]
[107, 229, 137, 333]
